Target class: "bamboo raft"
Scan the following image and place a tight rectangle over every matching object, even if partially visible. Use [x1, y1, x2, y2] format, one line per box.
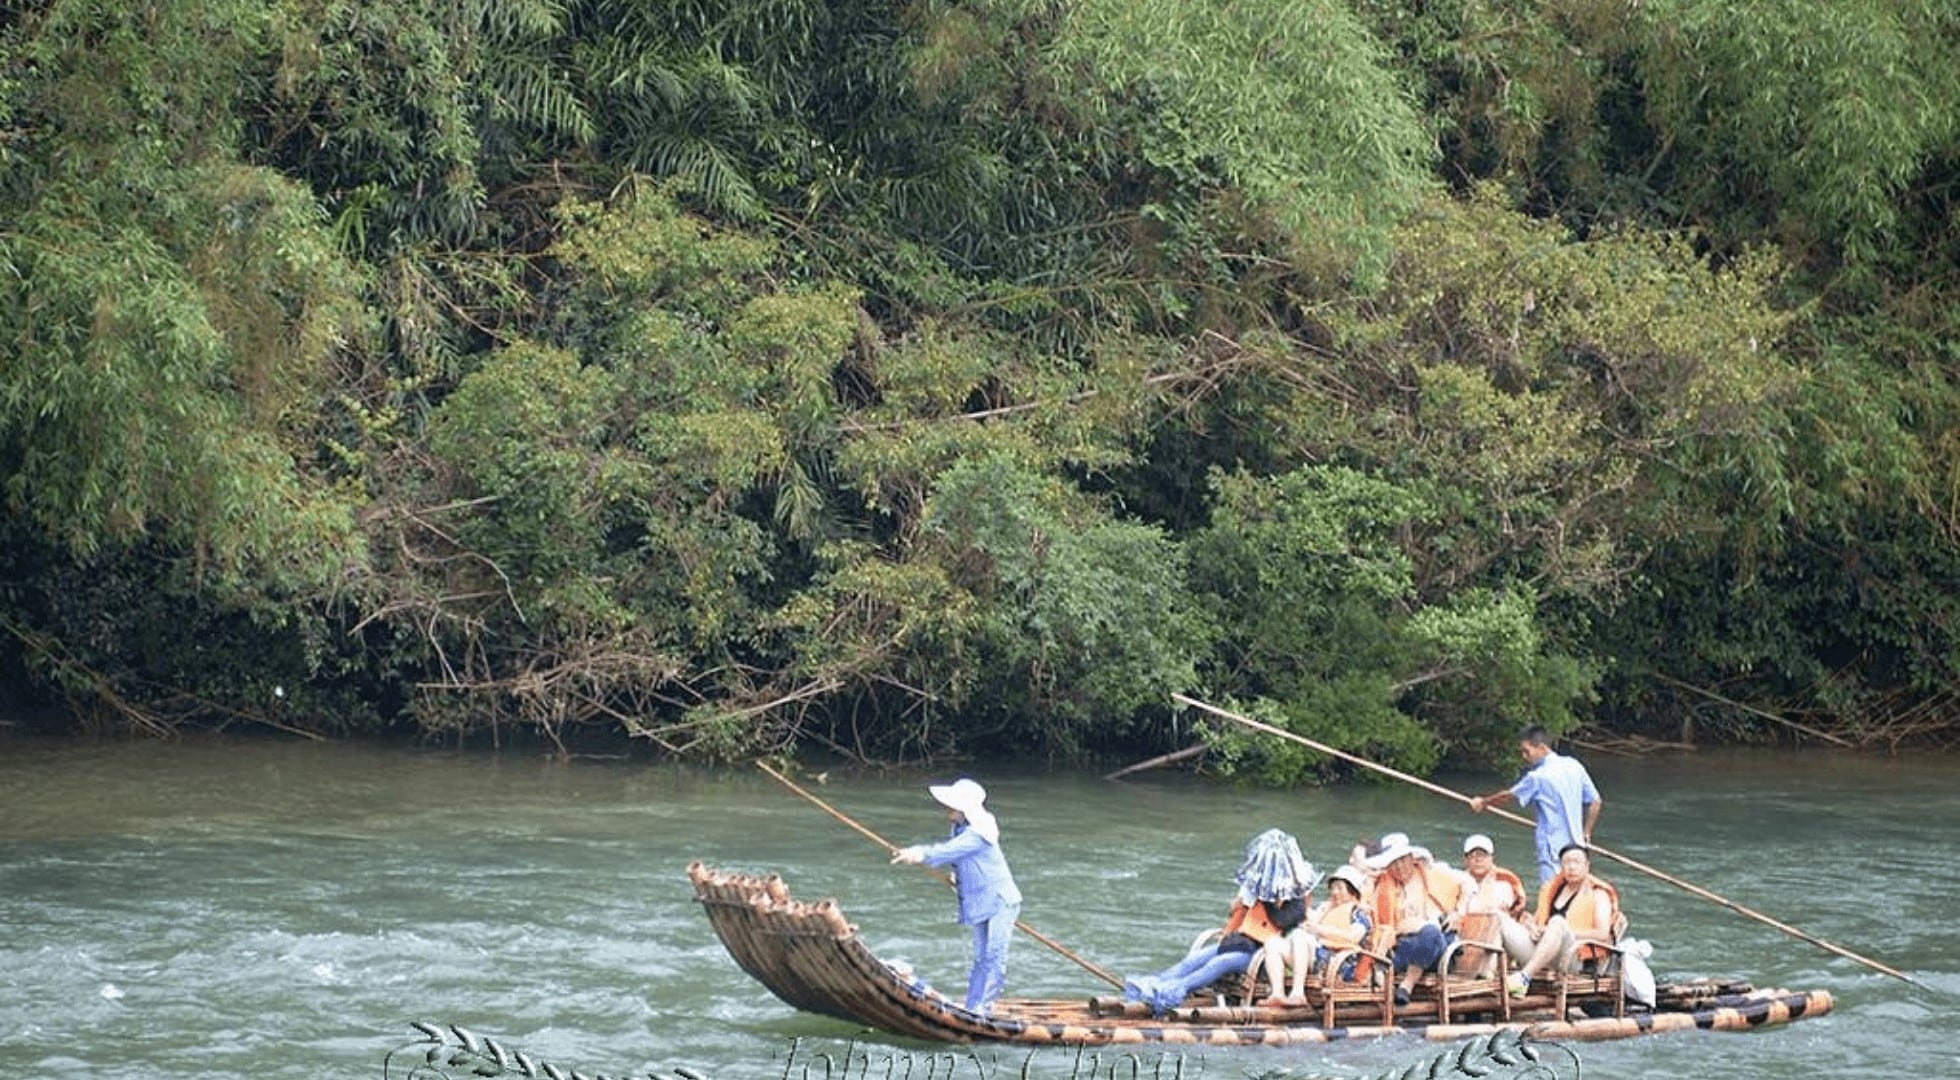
[688, 863, 1834, 1046]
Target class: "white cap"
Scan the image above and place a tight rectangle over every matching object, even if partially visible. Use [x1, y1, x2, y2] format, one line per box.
[1463, 834, 1495, 855]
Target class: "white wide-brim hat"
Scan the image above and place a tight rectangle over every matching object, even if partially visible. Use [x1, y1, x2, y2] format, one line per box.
[1365, 835, 1418, 871]
[927, 778, 999, 842]
[928, 778, 989, 816]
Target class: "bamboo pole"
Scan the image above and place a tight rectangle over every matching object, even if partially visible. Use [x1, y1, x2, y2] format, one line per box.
[755, 761, 1124, 989]
[1173, 692, 1927, 989]
[1653, 673, 1856, 747]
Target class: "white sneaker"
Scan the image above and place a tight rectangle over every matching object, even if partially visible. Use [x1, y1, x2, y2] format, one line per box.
[1507, 972, 1530, 998]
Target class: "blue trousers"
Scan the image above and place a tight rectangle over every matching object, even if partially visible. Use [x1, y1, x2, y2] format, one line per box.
[964, 903, 1019, 1012]
[1124, 945, 1255, 1011]
[1391, 924, 1451, 973]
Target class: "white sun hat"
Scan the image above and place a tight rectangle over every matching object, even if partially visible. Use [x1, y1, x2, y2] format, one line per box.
[1364, 832, 1418, 871]
[927, 778, 998, 842]
[1329, 864, 1370, 896]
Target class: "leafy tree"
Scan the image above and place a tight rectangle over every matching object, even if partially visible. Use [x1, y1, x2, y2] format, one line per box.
[1350, 0, 1614, 187]
[913, 454, 1212, 754]
[1595, 318, 1960, 743]
[1016, 0, 1436, 285]
[368, 190, 844, 746]
[5, 0, 1956, 763]
[1188, 464, 1592, 779]
[1634, 0, 1960, 273]
[0, 0, 368, 729]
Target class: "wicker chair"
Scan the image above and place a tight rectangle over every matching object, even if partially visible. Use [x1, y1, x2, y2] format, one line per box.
[1312, 941, 1399, 1027]
[1202, 930, 1396, 1028]
[1435, 918, 1514, 1023]
[1549, 911, 1633, 1018]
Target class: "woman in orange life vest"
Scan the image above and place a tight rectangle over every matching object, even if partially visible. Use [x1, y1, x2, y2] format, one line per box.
[1122, 829, 1317, 1014]
[1506, 842, 1620, 998]
[1258, 863, 1373, 1006]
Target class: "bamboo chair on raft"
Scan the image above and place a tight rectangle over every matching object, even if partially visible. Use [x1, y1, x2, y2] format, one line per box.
[1249, 920, 1521, 1026]
[1186, 928, 1397, 1027]
[1306, 938, 1400, 1027]
[1193, 919, 1547, 1027]
[1403, 909, 1634, 1023]
[1352, 922, 1518, 1025]
[1427, 910, 1634, 1019]
[1546, 910, 1634, 1018]
[1434, 913, 1516, 1023]
[1223, 929, 1403, 1027]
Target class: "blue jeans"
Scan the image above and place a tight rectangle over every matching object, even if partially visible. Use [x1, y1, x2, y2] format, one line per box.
[1315, 944, 1361, 981]
[964, 903, 1019, 1012]
[1391, 924, 1451, 973]
[1124, 945, 1255, 1012]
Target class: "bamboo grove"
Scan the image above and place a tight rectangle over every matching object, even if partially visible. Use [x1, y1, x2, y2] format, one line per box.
[2, 0, 1956, 774]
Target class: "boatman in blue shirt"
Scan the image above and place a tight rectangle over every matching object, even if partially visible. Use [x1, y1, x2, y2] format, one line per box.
[892, 777, 1022, 1014]
[1468, 725, 1603, 884]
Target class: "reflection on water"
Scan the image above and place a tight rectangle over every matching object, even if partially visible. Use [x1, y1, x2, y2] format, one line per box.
[1, 734, 1955, 1079]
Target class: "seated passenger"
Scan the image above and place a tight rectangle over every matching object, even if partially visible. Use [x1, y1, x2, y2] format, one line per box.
[1448, 833, 1533, 978]
[1507, 843, 1620, 998]
[1259, 864, 1372, 1006]
[1123, 829, 1316, 1014]
[1367, 833, 1461, 1006]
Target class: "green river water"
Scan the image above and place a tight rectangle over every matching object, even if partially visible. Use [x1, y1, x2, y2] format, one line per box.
[1, 734, 1954, 1080]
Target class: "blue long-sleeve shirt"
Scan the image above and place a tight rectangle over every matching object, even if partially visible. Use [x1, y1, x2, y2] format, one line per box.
[1510, 749, 1600, 879]
[912, 824, 1021, 925]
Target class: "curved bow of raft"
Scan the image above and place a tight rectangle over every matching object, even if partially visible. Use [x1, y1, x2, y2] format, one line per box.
[688, 863, 1834, 1046]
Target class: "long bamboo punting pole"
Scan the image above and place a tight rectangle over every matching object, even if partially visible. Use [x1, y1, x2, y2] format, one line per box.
[1173, 692, 1926, 989]
[755, 760, 1125, 989]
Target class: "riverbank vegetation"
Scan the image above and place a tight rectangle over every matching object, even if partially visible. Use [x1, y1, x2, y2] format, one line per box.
[3, 0, 1956, 773]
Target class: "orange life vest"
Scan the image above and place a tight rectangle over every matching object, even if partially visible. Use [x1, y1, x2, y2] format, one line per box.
[1221, 897, 1290, 946]
[1463, 866, 1528, 920]
[1308, 899, 1366, 950]
[1534, 874, 1621, 964]
[1372, 864, 1460, 935]
[1428, 865, 1463, 913]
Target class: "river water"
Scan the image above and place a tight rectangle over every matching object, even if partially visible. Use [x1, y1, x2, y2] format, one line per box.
[1, 735, 1954, 1080]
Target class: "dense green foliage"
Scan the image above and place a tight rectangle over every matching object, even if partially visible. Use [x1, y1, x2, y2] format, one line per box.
[3, 0, 1956, 770]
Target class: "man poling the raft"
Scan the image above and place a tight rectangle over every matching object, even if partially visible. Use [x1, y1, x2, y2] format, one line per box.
[754, 761, 1124, 992]
[890, 777, 1022, 1014]
[1468, 724, 1602, 886]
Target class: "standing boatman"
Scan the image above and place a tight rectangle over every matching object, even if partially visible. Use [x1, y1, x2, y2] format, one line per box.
[891, 777, 1022, 1014]
[1468, 725, 1603, 884]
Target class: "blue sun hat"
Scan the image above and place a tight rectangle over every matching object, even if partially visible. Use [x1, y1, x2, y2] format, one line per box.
[1235, 828, 1320, 904]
